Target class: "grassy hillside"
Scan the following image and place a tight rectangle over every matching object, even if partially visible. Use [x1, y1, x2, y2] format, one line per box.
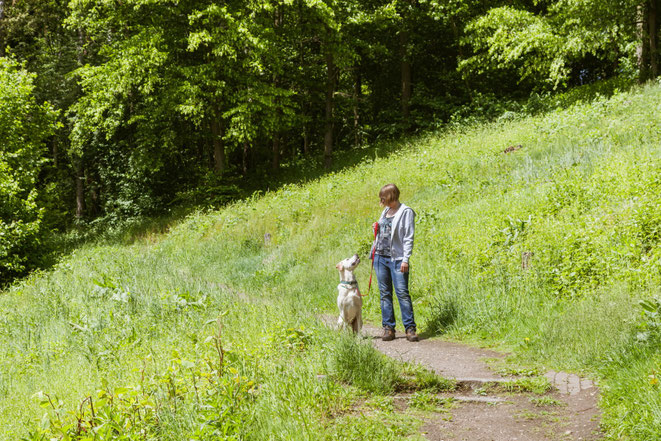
[2, 81, 661, 439]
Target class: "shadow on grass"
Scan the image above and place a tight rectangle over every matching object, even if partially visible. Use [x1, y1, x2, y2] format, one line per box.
[420, 293, 459, 340]
[8, 76, 638, 289]
[3, 132, 418, 290]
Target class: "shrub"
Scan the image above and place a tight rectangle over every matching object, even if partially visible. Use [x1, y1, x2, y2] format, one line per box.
[25, 349, 257, 440]
[637, 296, 661, 345]
[0, 58, 58, 284]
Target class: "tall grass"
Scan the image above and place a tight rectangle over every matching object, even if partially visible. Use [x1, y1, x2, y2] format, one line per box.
[2, 81, 661, 439]
[332, 335, 402, 394]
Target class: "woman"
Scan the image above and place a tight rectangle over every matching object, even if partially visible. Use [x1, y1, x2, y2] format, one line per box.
[371, 184, 418, 342]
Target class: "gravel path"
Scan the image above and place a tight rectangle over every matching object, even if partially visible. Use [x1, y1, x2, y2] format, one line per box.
[362, 325, 603, 441]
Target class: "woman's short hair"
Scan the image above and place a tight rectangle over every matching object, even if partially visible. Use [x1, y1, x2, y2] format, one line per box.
[379, 184, 400, 204]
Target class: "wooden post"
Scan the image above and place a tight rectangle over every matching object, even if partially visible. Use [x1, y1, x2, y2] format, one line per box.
[522, 251, 534, 271]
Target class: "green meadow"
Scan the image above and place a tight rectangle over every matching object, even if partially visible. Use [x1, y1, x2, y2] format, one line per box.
[3, 82, 661, 440]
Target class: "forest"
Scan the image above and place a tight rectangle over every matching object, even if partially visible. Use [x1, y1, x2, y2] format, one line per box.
[1, 0, 660, 284]
[3, 1, 661, 439]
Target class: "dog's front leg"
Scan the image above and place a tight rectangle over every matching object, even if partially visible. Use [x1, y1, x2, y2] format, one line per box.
[337, 314, 346, 330]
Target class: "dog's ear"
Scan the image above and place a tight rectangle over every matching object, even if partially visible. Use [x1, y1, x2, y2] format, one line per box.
[335, 262, 343, 271]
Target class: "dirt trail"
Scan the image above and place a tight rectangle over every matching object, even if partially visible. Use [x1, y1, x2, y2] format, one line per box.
[363, 325, 602, 441]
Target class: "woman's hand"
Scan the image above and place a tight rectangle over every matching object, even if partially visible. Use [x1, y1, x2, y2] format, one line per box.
[400, 262, 409, 273]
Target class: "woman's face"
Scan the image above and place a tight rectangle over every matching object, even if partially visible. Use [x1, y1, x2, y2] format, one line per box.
[380, 197, 399, 208]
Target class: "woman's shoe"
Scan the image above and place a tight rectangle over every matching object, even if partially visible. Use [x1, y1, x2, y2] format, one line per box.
[405, 328, 419, 342]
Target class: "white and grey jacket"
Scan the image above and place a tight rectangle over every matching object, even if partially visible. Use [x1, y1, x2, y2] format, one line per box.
[370, 203, 415, 263]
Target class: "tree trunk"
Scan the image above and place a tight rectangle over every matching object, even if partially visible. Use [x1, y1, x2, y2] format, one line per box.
[198, 139, 205, 164]
[251, 139, 256, 172]
[274, 3, 283, 28]
[650, 0, 659, 78]
[271, 4, 284, 171]
[74, 29, 86, 220]
[639, 3, 652, 82]
[400, 29, 412, 125]
[324, 50, 336, 170]
[0, 1, 5, 57]
[303, 129, 309, 155]
[298, 14, 310, 158]
[52, 138, 58, 169]
[452, 19, 472, 95]
[353, 68, 361, 148]
[242, 141, 249, 175]
[75, 161, 85, 219]
[211, 117, 225, 174]
[272, 136, 280, 170]
[86, 169, 99, 218]
[77, 28, 86, 64]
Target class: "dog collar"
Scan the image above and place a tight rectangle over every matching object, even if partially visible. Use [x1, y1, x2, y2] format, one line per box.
[339, 281, 359, 286]
[339, 280, 367, 297]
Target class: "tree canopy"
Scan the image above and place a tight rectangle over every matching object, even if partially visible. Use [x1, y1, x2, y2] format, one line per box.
[0, 0, 659, 284]
[0, 58, 58, 282]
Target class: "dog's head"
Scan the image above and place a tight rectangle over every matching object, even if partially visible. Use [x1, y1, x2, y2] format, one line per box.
[336, 254, 361, 273]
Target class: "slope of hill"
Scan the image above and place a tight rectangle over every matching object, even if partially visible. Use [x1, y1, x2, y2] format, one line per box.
[2, 82, 661, 440]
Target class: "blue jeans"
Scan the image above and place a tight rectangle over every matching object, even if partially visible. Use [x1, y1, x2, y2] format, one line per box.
[374, 254, 416, 331]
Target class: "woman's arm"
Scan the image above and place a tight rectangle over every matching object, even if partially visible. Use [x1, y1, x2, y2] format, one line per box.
[401, 208, 415, 264]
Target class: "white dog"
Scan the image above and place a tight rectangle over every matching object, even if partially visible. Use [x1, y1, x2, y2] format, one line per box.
[336, 254, 363, 334]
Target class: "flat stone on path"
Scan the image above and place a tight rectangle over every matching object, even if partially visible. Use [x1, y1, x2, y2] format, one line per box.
[545, 370, 595, 396]
[453, 395, 508, 404]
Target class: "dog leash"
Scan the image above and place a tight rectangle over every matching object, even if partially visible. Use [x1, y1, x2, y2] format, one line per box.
[364, 221, 379, 297]
[339, 222, 378, 298]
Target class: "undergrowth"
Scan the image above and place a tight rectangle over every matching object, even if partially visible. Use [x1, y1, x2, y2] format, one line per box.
[2, 80, 661, 439]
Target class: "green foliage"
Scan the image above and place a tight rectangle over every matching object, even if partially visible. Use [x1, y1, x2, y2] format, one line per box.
[331, 335, 402, 394]
[502, 377, 552, 395]
[271, 325, 314, 351]
[331, 336, 454, 395]
[399, 363, 455, 392]
[26, 351, 257, 440]
[491, 362, 543, 378]
[171, 172, 242, 208]
[424, 291, 458, 335]
[323, 411, 422, 440]
[407, 391, 452, 412]
[461, 7, 566, 85]
[637, 296, 661, 344]
[0, 58, 58, 284]
[600, 346, 661, 440]
[364, 395, 395, 413]
[475, 377, 552, 395]
[3, 72, 661, 440]
[529, 396, 564, 407]
[461, 0, 642, 88]
[1, 0, 655, 285]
